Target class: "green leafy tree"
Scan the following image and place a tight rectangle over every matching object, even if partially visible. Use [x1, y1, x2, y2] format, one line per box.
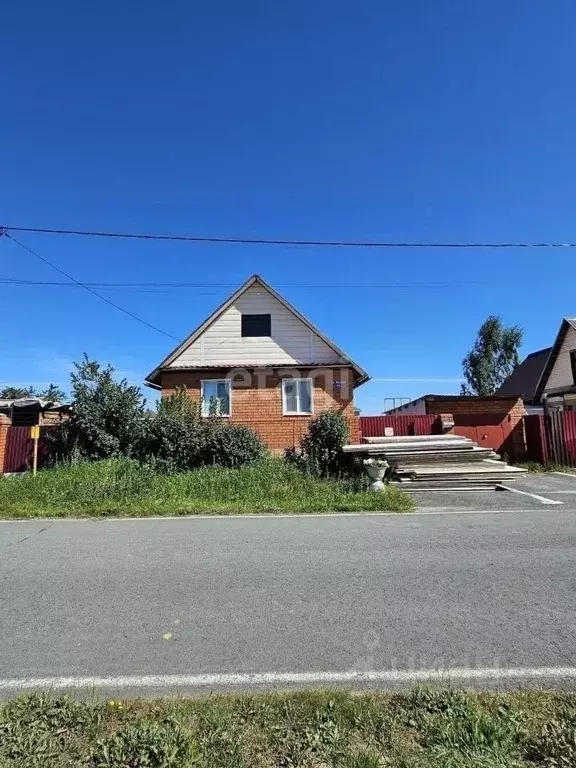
[0, 386, 36, 399]
[0, 383, 66, 400]
[461, 315, 523, 396]
[47, 355, 145, 462]
[38, 383, 66, 402]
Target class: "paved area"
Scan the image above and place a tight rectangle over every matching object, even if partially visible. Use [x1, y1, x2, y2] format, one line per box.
[2, 499, 576, 696]
[413, 470, 576, 511]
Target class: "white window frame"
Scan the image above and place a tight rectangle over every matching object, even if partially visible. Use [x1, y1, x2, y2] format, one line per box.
[201, 379, 232, 417]
[281, 377, 313, 416]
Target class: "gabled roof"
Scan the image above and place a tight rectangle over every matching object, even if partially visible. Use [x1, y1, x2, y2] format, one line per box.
[495, 347, 552, 403]
[145, 274, 369, 388]
[534, 317, 576, 402]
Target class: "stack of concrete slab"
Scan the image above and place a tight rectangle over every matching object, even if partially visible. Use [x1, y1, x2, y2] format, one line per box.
[343, 435, 526, 490]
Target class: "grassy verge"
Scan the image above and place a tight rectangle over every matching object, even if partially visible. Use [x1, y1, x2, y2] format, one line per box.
[1, 688, 575, 767]
[0, 458, 414, 518]
[516, 461, 576, 474]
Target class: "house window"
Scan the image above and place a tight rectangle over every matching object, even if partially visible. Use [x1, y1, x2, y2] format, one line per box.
[241, 313, 271, 337]
[201, 379, 231, 417]
[282, 378, 313, 415]
[571, 349, 576, 385]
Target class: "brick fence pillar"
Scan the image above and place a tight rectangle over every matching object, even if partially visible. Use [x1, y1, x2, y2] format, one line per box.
[0, 414, 11, 473]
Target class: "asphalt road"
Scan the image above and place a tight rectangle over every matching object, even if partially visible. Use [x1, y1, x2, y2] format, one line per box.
[2, 500, 576, 696]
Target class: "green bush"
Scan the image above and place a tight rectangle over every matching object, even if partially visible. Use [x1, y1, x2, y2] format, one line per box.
[137, 387, 265, 472]
[90, 720, 196, 767]
[203, 422, 265, 467]
[295, 409, 350, 477]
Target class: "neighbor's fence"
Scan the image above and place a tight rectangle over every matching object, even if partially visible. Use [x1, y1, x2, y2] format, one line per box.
[546, 411, 576, 467]
[3, 426, 51, 473]
[359, 415, 438, 438]
[360, 412, 524, 462]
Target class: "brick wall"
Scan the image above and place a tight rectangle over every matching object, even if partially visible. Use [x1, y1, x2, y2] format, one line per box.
[0, 414, 10, 472]
[424, 396, 526, 417]
[160, 367, 360, 451]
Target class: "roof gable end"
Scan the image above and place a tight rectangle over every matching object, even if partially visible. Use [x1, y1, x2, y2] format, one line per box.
[534, 317, 576, 401]
[145, 275, 369, 387]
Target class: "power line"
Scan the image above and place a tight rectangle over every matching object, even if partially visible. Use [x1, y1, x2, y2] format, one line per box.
[2, 234, 181, 342]
[0, 276, 489, 290]
[3, 225, 576, 248]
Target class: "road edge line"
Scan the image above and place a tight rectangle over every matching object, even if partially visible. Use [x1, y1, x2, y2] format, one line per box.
[1, 667, 576, 691]
[497, 484, 563, 505]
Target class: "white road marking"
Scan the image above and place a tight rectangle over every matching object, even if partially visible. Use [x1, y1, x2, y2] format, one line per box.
[552, 471, 576, 478]
[0, 509, 534, 524]
[497, 485, 563, 505]
[1, 667, 576, 691]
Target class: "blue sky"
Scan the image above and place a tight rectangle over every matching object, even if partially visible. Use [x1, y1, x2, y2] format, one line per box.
[1, 0, 575, 413]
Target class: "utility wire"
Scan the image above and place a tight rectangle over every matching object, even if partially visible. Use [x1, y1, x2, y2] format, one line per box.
[0, 276, 488, 289]
[2, 234, 181, 342]
[3, 225, 576, 248]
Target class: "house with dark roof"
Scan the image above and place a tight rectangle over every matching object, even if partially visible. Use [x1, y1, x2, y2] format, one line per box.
[495, 347, 551, 411]
[145, 274, 368, 450]
[533, 318, 576, 412]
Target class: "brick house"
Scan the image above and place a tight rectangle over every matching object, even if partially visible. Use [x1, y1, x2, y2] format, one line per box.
[145, 275, 369, 450]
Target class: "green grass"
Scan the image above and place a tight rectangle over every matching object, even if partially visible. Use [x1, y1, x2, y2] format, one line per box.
[0, 458, 414, 518]
[516, 461, 576, 474]
[1, 689, 575, 767]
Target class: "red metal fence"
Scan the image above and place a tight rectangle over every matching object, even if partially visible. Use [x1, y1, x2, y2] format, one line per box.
[360, 412, 524, 460]
[3, 426, 51, 473]
[359, 415, 438, 438]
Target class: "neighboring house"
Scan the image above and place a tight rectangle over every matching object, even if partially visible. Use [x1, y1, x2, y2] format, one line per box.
[533, 317, 576, 412]
[496, 347, 552, 413]
[0, 398, 71, 426]
[145, 274, 369, 450]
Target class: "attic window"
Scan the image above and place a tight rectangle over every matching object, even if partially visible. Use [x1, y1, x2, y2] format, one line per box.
[570, 349, 576, 385]
[241, 313, 271, 337]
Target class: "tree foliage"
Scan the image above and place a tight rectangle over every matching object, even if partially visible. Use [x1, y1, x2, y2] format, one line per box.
[461, 315, 523, 396]
[0, 384, 66, 401]
[46, 356, 145, 462]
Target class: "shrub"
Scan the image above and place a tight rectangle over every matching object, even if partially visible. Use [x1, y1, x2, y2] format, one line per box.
[136, 389, 205, 473]
[90, 719, 196, 767]
[298, 409, 350, 477]
[204, 422, 265, 467]
[46, 356, 145, 464]
[137, 386, 265, 471]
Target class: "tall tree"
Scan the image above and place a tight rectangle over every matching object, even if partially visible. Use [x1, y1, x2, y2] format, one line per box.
[0, 383, 66, 400]
[38, 383, 67, 402]
[0, 386, 37, 399]
[461, 315, 523, 396]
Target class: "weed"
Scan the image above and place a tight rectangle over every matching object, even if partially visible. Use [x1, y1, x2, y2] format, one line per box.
[418, 697, 525, 765]
[90, 719, 197, 767]
[525, 710, 576, 767]
[0, 693, 98, 767]
[3, 689, 571, 767]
